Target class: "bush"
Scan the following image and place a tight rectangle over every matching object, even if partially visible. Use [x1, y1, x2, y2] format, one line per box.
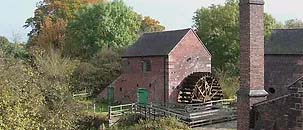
[71, 47, 122, 97]
[116, 114, 142, 127]
[109, 116, 190, 130]
[75, 112, 108, 130]
[0, 36, 29, 60]
[0, 58, 44, 129]
[216, 70, 239, 99]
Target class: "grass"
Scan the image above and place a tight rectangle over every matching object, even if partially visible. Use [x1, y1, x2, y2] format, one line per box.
[76, 98, 109, 116]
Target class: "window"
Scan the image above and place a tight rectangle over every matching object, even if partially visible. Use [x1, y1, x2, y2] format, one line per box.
[122, 59, 130, 72]
[142, 59, 151, 72]
[122, 59, 130, 66]
[268, 87, 276, 94]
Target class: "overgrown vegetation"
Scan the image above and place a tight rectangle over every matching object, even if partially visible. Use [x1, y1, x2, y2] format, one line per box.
[1, 0, 166, 129]
[215, 70, 239, 99]
[0, 50, 79, 129]
[0, 36, 29, 59]
[109, 115, 190, 130]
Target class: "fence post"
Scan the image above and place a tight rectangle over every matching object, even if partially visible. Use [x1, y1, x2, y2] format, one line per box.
[154, 108, 156, 120]
[108, 105, 111, 126]
[145, 106, 147, 118]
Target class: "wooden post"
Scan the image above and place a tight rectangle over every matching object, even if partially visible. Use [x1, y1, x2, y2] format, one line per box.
[148, 107, 150, 118]
[144, 106, 147, 118]
[108, 105, 111, 126]
[154, 108, 156, 120]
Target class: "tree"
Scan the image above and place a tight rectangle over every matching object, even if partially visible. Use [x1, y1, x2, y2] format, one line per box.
[0, 58, 44, 129]
[32, 50, 80, 129]
[24, 0, 105, 51]
[0, 36, 29, 59]
[193, 0, 281, 75]
[29, 17, 67, 50]
[0, 36, 11, 53]
[71, 47, 122, 96]
[265, 14, 284, 39]
[284, 19, 303, 29]
[139, 16, 165, 35]
[0, 49, 83, 129]
[64, 0, 141, 59]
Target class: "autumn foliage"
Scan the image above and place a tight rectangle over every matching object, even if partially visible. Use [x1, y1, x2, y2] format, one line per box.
[24, 0, 105, 51]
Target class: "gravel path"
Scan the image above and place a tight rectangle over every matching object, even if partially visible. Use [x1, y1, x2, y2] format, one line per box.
[192, 121, 236, 130]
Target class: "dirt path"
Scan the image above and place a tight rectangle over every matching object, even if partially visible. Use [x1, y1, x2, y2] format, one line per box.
[192, 121, 236, 130]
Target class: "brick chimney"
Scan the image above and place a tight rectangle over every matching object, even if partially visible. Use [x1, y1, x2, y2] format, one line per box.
[237, 0, 268, 129]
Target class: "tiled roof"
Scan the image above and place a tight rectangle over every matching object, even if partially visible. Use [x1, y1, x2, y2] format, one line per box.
[122, 28, 191, 57]
[265, 29, 303, 54]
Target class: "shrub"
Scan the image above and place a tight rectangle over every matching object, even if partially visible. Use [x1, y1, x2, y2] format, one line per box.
[109, 116, 190, 130]
[0, 58, 44, 129]
[71, 47, 122, 97]
[216, 70, 239, 99]
[75, 112, 108, 130]
[31, 49, 80, 130]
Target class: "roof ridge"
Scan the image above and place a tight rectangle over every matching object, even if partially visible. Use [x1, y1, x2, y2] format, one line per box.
[142, 28, 192, 35]
[273, 28, 303, 31]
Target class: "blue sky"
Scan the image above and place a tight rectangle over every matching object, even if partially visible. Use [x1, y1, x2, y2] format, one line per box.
[0, 0, 303, 42]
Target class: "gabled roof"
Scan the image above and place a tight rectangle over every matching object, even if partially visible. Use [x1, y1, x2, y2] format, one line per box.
[265, 29, 303, 54]
[122, 28, 192, 57]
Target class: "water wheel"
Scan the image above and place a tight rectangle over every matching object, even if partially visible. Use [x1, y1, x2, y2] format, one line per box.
[178, 72, 223, 103]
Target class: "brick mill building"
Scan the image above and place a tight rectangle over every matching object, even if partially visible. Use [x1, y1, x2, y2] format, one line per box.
[252, 29, 303, 129]
[238, 0, 303, 130]
[104, 28, 214, 104]
[265, 29, 303, 99]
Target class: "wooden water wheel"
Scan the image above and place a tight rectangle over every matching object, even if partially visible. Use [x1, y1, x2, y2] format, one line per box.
[178, 72, 223, 103]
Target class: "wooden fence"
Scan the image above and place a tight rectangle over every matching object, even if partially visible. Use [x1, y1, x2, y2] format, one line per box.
[108, 99, 236, 127]
[108, 103, 136, 126]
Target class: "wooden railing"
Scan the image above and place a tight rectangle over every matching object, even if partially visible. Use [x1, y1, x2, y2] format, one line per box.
[137, 99, 237, 127]
[108, 99, 236, 127]
[108, 103, 136, 126]
[108, 103, 135, 119]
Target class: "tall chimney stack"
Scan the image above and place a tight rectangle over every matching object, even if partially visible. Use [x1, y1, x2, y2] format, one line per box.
[238, 0, 268, 129]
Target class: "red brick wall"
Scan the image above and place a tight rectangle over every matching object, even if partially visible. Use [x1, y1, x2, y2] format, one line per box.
[238, 0, 267, 130]
[252, 95, 290, 130]
[168, 30, 211, 103]
[252, 78, 303, 130]
[111, 56, 166, 104]
[265, 54, 303, 99]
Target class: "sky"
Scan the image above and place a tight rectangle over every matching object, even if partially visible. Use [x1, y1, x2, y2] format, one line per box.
[0, 0, 303, 42]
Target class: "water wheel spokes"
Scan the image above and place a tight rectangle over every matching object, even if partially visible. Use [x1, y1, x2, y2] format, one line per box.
[178, 72, 223, 104]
